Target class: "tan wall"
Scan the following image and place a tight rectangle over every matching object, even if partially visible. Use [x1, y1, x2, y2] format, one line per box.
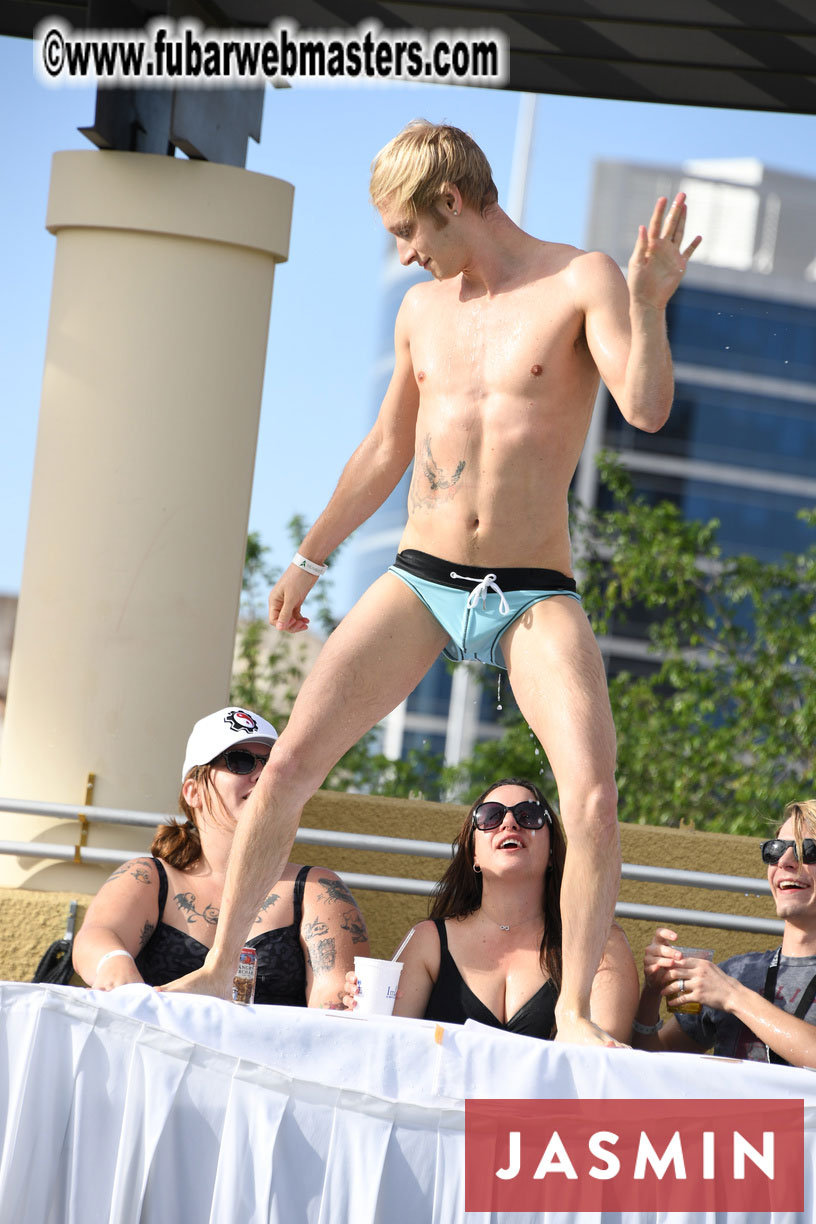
[0, 151, 293, 887]
[0, 791, 774, 986]
[293, 793, 774, 970]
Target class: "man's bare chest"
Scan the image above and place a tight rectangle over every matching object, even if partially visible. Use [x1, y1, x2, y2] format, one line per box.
[409, 290, 585, 397]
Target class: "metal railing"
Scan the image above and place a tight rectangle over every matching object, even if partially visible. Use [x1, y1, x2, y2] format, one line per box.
[0, 795, 783, 936]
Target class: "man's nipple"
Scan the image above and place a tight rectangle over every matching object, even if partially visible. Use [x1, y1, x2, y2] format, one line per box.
[417, 370, 426, 382]
[531, 364, 543, 376]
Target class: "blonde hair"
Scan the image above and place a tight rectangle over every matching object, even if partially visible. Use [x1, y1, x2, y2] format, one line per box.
[779, 800, 816, 863]
[369, 119, 497, 219]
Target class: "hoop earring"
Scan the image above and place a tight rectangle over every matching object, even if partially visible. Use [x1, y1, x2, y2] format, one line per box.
[473, 863, 481, 874]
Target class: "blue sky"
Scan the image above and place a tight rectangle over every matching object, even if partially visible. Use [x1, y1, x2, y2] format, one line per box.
[2, 32, 815, 616]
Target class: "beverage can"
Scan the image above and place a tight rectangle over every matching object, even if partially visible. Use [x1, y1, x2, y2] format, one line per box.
[232, 946, 258, 1006]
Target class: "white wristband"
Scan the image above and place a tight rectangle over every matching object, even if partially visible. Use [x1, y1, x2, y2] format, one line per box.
[96, 949, 135, 976]
[632, 1017, 664, 1035]
[292, 551, 328, 578]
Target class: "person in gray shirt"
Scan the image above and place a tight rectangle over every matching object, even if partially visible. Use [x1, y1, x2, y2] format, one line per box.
[631, 800, 816, 1067]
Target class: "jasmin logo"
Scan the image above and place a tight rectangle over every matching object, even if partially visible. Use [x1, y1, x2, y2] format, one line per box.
[465, 1099, 803, 1212]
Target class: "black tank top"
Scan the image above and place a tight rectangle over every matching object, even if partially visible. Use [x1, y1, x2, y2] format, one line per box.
[424, 918, 558, 1039]
[135, 859, 309, 1006]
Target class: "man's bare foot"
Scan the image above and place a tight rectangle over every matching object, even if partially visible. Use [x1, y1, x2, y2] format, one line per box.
[156, 965, 232, 1000]
[555, 1014, 629, 1049]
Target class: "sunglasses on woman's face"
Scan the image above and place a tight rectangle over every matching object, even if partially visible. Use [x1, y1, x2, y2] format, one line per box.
[472, 799, 552, 832]
[212, 748, 271, 775]
[761, 838, 816, 865]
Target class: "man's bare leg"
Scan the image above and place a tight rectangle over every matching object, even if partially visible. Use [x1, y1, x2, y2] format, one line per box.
[162, 574, 449, 997]
[502, 596, 621, 1047]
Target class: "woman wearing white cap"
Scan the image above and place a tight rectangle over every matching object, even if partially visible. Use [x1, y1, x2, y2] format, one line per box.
[73, 707, 369, 1006]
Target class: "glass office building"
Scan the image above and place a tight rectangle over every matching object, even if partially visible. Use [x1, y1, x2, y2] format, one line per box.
[353, 157, 816, 759]
[578, 157, 816, 677]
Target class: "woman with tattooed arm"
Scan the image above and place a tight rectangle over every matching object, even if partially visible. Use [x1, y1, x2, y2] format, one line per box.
[73, 707, 369, 1007]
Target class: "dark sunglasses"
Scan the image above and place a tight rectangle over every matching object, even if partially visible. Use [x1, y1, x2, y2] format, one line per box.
[761, 838, 816, 865]
[213, 748, 271, 775]
[472, 799, 552, 832]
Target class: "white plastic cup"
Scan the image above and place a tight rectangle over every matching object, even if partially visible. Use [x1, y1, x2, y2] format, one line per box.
[353, 956, 403, 1017]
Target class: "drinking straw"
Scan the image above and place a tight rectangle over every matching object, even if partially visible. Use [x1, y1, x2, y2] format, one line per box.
[391, 927, 415, 962]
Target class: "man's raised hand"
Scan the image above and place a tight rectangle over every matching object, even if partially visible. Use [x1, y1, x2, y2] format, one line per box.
[628, 193, 701, 311]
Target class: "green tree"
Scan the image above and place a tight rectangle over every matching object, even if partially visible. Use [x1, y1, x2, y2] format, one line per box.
[230, 522, 445, 795]
[438, 724, 553, 809]
[232, 467, 816, 831]
[323, 739, 446, 800]
[586, 459, 816, 834]
[231, 520, 353, 729]
[230, 529, 303, 728]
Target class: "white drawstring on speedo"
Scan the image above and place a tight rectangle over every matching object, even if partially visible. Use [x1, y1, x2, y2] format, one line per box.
[449, 571, 510, 614]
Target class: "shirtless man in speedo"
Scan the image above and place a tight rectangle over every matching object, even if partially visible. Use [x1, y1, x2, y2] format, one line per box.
[165, 120, 700, 1045]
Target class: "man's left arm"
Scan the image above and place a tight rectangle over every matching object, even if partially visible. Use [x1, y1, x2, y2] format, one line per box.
[580, 193, 701, 433]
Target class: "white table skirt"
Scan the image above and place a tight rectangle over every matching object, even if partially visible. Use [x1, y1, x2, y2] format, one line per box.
[1, 982, 813, 1224]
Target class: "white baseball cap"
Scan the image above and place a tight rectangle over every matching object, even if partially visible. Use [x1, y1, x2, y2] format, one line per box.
[182, 707, 278, 780]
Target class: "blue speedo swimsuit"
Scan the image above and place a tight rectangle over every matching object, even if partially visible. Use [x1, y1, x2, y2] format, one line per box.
[388, 549, 581, 671]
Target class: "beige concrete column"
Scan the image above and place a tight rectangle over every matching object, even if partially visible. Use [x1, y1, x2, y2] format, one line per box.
[0, 150, 293, 889]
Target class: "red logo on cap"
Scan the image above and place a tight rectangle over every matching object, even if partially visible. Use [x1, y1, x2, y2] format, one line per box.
[224, 710, 259, 735]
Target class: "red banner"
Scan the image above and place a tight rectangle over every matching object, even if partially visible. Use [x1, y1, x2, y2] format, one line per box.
[465, 1098, 804, 1213]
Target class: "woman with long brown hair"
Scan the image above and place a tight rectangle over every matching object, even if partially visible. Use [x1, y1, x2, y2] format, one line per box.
[351, 778, 637, 1040]
[73, 707, 369, 1007]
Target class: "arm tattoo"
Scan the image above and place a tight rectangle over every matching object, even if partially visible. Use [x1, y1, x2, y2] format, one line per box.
[138, 921, 155, 951]
[308, 937, 336, 974]
[340, 908, 369, 945]
[105, 860, 154, 887]
[324, 988, 348, 1011]
[303, 917, 330, 940]
[254, 892, 280, 923]
[174, 892, 219, 926]
[316, 877, 356, 906]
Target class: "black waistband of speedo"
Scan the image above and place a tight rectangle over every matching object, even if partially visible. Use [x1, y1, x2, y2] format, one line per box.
[392, 549, 577, 594]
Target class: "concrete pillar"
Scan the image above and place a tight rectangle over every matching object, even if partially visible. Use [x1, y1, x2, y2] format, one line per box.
[0, 150, 293, 889]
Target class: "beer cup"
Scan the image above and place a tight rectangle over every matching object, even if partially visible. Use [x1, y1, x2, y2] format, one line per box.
[667, 945, 714, 1014]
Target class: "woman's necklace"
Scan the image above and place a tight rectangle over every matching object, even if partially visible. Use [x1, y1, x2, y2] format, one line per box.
[480, 910, 542, 934]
